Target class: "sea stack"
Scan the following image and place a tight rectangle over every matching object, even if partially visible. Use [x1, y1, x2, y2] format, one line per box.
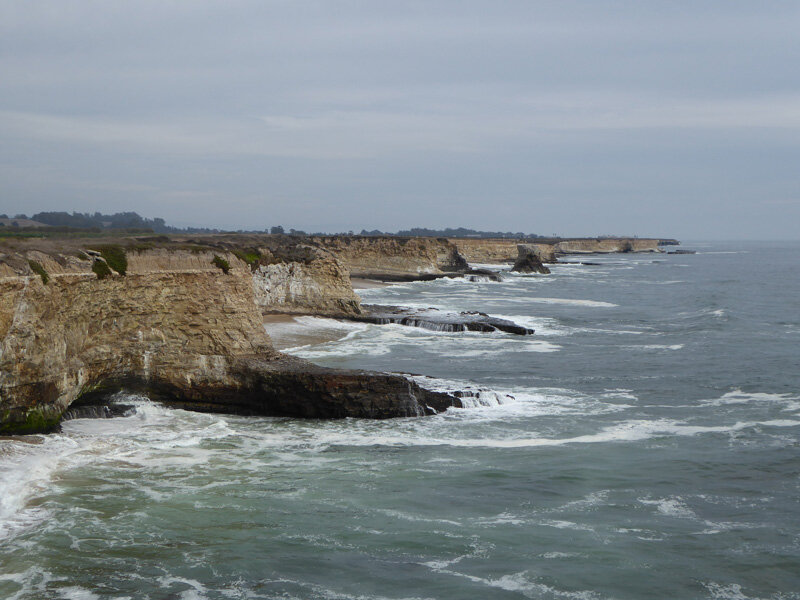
[512, 244, 552, 274]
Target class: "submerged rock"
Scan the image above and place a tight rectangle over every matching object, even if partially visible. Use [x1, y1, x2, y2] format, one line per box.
[354, 305, 534, 335]
[459, 268, 503, 282]
[62, 402, 136, 420]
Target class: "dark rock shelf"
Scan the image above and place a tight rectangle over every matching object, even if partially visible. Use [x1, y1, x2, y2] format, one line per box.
[352, 304, 535, 335]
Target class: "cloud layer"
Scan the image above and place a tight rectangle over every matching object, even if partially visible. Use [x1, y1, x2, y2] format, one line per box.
[1, 1, 799, 237]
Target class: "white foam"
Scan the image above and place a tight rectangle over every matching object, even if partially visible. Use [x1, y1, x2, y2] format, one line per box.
[625, 344, 684, 350]
[638, 496, 697, 519]
[700, 389, 800, 410]
[286, 416, 800, 450]
[0, 435, 85, 541]
[421, 564, 601, 600]
[492, 314, 570, 336]
[704, 583, 755, 600]
[57, 587, 104, 600]
[523, 297, 618, 308]
[469, 262, 510, 270]
[157, 575, 208, 600]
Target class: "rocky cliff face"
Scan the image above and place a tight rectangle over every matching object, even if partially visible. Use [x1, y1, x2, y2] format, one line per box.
[450, 237, 663, 263]
[512, 245, 552, 274]
[309, 236, 468, 280]
[250, 244, 361, 317]
[553, 239, 662, 254]
[448, 239, 521, 264]
[0, 246, 457, 434]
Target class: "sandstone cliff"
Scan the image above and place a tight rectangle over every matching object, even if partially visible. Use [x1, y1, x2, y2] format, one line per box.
[0, 244, 457, 434]
[553, 238, 663, 254]
[249, 243, 361, 317]
[450, 237, 664, 264]
[309, 236, 468, 281]
[448, 238, 521, 264]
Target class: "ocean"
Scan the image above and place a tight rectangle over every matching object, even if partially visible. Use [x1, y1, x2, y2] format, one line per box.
[1, 241, 798, 599]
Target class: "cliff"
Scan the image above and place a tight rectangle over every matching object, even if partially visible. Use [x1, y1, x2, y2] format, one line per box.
[309, 236, 468, 281]
[553, 238, 663, 254]
[249, 242, 361, 317]
[450, 237, 665, 264]
[448, 238, 521, 264]
[0, 243, 458, 434]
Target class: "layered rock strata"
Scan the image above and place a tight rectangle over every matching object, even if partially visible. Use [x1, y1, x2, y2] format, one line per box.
[450, 237, 665, 264]
[0, 246, 458, 434]
[310, 236, 469, 281]
[249, 243, 361, 317]
[552, 238, 663, 254]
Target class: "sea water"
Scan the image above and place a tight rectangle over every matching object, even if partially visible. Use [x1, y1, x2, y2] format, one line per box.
[1, 241, 798, 599]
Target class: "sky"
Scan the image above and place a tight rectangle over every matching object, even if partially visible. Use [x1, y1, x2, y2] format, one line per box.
[1, 1, 799, 238]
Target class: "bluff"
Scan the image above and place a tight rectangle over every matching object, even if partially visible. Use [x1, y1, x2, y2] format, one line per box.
[450, 237, 665, 264]
[553, 238, 663, 254]
[247, 240, 361, 317]
[0, 242, 459, 434]
[309, 236, 468, 281]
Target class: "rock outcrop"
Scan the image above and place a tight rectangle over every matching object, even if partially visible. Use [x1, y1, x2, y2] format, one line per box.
[512, 245, 552, 274]
[0, 245, 459, 434]
[249, 243, 361, 317]
[353, 305, 534, 335]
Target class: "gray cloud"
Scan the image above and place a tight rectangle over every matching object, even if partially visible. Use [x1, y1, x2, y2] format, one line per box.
[1, 1, 799, 237]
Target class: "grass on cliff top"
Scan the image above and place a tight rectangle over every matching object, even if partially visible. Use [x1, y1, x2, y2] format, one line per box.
[90, 245, 127, 275]
[27, 260, 49, 284]
[231, 248, 262, 269]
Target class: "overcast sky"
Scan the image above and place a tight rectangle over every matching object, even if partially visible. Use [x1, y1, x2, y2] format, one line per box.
[1, 1, 799, 238]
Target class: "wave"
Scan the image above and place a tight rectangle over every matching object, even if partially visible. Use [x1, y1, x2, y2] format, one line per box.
[0, 396, 238, 543]
[286, 321, 562, 360]
[267, 416, 800, 451]
[522, 297, 618, 308]
[699, 389, 800, 413]
[0, 435, 83, 542]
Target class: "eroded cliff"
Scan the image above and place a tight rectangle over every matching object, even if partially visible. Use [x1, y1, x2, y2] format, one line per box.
[0, 244, 457, 434]
[310, 236, 468, 280]
[450, 237, 665, 264]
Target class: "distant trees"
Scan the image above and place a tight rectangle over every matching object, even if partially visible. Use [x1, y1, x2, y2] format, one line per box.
[394, 227, 540, 239]
[270, 226, 285, 234]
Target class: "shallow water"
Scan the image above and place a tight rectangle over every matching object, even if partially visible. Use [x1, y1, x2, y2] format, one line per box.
[1, 241, 799, 599]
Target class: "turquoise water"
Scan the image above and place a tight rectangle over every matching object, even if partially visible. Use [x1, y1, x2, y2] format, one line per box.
[1, 241, 798, 599]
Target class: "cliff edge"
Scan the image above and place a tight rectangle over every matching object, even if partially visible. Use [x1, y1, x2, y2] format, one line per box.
[0, 242, 459, 434]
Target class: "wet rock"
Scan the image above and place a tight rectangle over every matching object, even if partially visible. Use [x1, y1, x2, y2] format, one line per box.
[512, 245, 551, 274]
[459, 268, 503, 282]
[353, 305, 534, 335]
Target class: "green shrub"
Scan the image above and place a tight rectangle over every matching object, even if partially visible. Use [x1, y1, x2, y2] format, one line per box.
[212, 255, 230, 274]
[75, 251, 90, 261]
[92, 260, 113, 280]
[232, 248, 261, 269]
[90, 245, 127, 275]
[28, 260, 49, 284]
